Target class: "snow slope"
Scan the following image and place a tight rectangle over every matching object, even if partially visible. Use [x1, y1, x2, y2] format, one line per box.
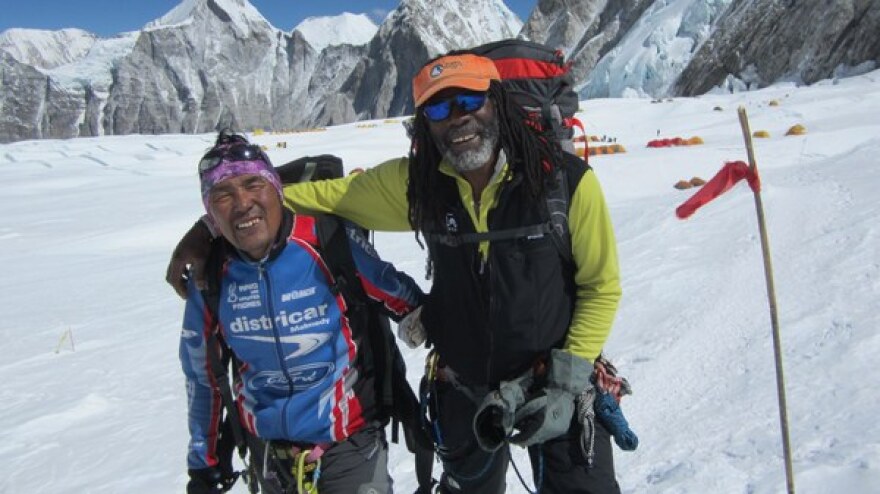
[0, 28, 98, 70]
[0, 71, 878, 493]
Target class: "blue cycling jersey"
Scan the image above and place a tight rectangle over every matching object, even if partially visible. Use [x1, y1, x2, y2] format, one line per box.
[180, 214, 423, 469]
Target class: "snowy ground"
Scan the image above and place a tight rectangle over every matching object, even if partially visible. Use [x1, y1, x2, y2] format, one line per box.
[1, 70, 879, 493]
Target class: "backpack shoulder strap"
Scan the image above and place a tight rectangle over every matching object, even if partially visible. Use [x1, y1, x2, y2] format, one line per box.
[314, 215, 367, 301]
[314, 215, 436, 490]
[198, 243, 253, 475]
[546, 166, 573, 266]
[425, 168, 573, 266]
[313, 215, 388, 402]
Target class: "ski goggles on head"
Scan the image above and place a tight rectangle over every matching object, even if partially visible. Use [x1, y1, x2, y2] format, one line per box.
[198, 143, 269, 176]
[422, 92, 487, 122]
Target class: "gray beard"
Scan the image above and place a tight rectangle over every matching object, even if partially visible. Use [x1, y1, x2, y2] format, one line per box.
[441, 117, 500, 173]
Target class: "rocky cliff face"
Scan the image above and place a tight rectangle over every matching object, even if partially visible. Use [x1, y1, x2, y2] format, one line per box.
[102, 1, 312, 136]
[674, 0, 880, 95]
[0, 52, 49, 142]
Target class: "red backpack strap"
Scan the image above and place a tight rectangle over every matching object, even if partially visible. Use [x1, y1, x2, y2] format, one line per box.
[565, 116, 588, 164]
[290, 214, 319, 247]
[492, 57, 568, 79]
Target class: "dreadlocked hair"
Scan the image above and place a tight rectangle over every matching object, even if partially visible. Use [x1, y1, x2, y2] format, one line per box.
[406, 80, 564, 239]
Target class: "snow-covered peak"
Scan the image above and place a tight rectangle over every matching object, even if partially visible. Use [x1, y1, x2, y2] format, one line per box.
[387, 0, 522, 55]
[145, 0, 273, 35]
[293, 13, 378, 52]
[0, 28, 97, 70]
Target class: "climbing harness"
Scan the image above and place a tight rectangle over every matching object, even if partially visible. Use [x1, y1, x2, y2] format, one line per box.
[419, 351, 499, 484]
[268, 441, 328, 494]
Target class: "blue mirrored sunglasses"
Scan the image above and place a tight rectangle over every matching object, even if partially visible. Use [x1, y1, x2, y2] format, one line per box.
[423, 93, 487, 122]
[198, 143, 267, 175]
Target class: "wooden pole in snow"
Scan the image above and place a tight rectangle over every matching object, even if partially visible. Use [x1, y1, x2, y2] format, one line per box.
[737, 106, 795, 494]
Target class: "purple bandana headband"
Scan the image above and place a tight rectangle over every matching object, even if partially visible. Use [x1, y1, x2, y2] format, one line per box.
[200, 158, 283, 213]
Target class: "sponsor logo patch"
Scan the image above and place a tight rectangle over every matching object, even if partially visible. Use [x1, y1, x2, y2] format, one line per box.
[228, 304, 330, 333]
[228, 281, 262, 310]
[281, 286, 316, 303]
[249, 362, 335, 391]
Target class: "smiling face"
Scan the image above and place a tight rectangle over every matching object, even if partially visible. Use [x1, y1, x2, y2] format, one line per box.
[207, 174, 282, 261]
[426, 88, 500, 174]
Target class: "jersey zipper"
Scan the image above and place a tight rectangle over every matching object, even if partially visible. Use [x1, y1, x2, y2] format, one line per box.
[258, 261, 295, 437]
[485, 252, 496, 384]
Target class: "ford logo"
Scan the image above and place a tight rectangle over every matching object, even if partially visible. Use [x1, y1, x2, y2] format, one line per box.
[249, 362, 335, 392]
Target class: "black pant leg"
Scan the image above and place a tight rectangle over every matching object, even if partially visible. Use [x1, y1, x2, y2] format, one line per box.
[433, 379, 509, 493]
[528, 419, 621, 494]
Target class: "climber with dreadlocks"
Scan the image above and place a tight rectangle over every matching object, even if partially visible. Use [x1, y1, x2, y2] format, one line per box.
[167, 52, 623, 493]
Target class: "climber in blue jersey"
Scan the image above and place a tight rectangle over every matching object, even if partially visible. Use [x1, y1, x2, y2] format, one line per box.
[180, 131, 423, 494]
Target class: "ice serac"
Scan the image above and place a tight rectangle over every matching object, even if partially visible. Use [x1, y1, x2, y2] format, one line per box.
[520, 0, 656, 96]
[674, 0, 880, 95]
[577, 0, 733, 98]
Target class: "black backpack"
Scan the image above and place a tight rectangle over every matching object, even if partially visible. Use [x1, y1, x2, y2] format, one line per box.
[200, 154, 434, 493]
[414, 40, 583, 263]
[275, 154, 344, 183]
[469, 38, 584, 158]
[464, 39, 585, 263]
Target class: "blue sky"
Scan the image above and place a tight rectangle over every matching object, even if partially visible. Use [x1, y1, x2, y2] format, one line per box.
[0, 0, 537, 36]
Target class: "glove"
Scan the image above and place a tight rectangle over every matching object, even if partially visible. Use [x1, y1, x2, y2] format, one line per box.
[509, 349, 593, 447]
[165, 217, 215, 299]
[472, 369, 533, 452]
[187, 467, 237, 494]
[397, 306, 426, 349]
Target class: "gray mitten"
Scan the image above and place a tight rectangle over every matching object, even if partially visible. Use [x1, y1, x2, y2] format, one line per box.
[472, 369, 533, 451]
[509, 349, 593, 447]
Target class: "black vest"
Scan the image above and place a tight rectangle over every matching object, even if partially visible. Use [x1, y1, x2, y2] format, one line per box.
[422, 156, 587, 386]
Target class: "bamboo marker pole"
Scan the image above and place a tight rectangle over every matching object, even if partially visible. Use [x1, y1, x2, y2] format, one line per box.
[737, 106, 795, 494]
[54, 328, 75, 354]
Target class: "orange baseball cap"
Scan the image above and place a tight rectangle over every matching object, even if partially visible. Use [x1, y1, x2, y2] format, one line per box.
[412, 54, 500, 107]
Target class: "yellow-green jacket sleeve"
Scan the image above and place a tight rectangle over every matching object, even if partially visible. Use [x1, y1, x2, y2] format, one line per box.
[281, 157, 412, 231]
[563, 170, 622, 362]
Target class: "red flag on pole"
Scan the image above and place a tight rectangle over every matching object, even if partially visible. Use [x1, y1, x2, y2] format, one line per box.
[676, 161, 761, 219]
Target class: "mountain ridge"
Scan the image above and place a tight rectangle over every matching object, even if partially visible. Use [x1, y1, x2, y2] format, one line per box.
[1, 0, 877, 143]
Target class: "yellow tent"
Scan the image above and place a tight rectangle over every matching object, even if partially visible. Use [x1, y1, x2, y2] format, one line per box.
[753, 130, 771, 138]
[786, 124, 807, 136]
